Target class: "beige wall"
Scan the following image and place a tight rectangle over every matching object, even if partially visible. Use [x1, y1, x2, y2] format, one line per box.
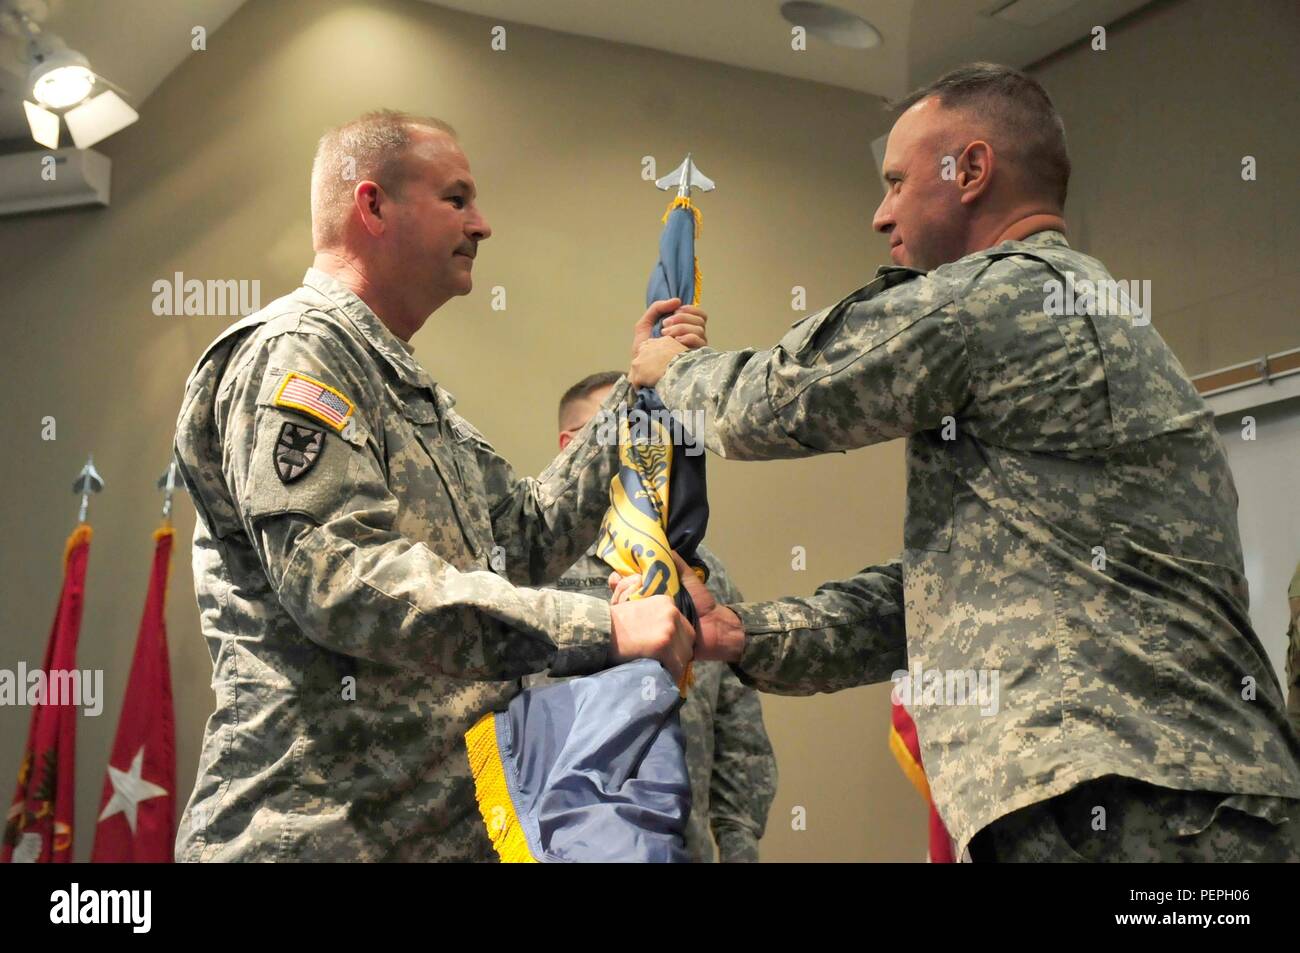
[0, 0, 1295, 863]
[1043, 0, 1300, 376]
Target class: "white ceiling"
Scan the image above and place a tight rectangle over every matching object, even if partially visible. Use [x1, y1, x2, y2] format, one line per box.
[422, 0, 1154, 98]
[0, 0, 1152, 143]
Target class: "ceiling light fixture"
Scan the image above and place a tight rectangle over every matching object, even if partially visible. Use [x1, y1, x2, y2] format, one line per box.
[29, 47, 95, 108]
[779, 1, 882, 49]
[2, 1, 139, 149]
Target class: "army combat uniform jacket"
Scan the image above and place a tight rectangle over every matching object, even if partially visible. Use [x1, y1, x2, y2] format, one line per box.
[173, 268, 625, 861]
[525, 545, 778, 862]
[656, 230, 1300, 856]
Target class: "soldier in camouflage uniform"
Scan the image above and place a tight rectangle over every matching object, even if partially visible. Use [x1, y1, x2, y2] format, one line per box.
[629, 64, 1300, 861]
[173, 111, 708, 861]
[523, 372, 777, 862]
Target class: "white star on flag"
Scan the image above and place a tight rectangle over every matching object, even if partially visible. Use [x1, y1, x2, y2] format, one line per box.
[99, 747, 168, 834]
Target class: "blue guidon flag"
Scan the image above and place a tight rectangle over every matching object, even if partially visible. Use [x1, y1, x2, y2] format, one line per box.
[595, 153, 715, 692]
[463, 155, 715, 863]
[465, 660, 690, 862]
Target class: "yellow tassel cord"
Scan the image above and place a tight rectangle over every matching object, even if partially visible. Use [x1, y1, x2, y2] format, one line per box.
[660, 195, 702, 235]
[464, 713, 539, 863]
[63, 523, 93, 569]
[662, 196, 703, 306]
[888, 724, 933, 802]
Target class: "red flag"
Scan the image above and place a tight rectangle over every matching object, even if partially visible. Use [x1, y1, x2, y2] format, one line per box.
[2, 524, 92, 863]
[888, 697, 956, 863]
[91, 525, 177, 862]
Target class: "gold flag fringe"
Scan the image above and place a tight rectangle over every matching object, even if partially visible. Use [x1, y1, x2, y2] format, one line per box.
[465, 713, 539, 863]
[662, 196, 703, 306]
[63, 523, 92, 569]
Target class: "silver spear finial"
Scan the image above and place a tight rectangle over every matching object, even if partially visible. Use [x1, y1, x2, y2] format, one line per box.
[72, 454, 104, 524]
[654, 153, 716, 199]
[156, 458, 180, 522]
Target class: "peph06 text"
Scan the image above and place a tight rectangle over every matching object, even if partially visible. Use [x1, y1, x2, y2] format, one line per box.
[1201, 890, 1249, 901]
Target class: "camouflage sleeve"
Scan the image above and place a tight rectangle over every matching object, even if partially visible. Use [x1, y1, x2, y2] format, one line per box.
[453, 379, 630, 587]
[224, 329, 611, 680]
[727, 559, 907, 695]
[689, 547, 777, 859]
[709, 666, 777, 862]
[655, 276, 968, 459]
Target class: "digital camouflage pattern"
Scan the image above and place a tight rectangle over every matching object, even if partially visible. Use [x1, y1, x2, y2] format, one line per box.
[656, 230, 1300, 857]
[969, 776, 1300, 862]
[173, 268, 626, 861]
[525, 544, 777, 862]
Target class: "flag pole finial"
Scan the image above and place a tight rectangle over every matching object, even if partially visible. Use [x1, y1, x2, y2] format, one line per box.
[654, 153, 716, 198]
[156, 458, 180, 523]
[72, 454, 105, 524]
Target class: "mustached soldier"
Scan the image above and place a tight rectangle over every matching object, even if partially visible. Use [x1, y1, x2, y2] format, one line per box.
[173, 111, 707, 861]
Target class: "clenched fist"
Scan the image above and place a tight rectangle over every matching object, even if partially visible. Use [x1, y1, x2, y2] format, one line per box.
[609, 594, 696, 682]
[611, 553, 745, 663]
[629, 298, 708, 389]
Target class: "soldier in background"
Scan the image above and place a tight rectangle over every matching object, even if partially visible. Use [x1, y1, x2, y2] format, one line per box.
[173, 111, 707, 861]
[525, 371, 778, 862]
[628, 64, 1300, 861]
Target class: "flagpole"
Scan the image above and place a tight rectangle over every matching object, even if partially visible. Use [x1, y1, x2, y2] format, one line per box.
[156, 459, 179, 528]
[91, 467, 178, 862]
[71, 455, 104, 525]
[3, 462, 98, 861]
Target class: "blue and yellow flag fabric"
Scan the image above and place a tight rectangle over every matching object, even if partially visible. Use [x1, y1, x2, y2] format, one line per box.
[462, 190, 711, 863]
[465, 660, 690, 863]
[595, 195, 711, 690]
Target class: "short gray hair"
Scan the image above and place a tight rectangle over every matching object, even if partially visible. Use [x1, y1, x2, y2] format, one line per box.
[310, 109, 457, 247]
[889, 63, 1070, 207]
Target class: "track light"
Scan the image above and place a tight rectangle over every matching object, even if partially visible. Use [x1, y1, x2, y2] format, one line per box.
[29, 47, 95, 108]
[3, 3, 140, 150]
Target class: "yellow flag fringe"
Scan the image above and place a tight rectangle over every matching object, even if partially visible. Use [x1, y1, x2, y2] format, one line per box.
[888, 721, 933, 802]
[465, 713, 539, 863]
[661, 196, 703, 306]
[63, 523, 92, 570]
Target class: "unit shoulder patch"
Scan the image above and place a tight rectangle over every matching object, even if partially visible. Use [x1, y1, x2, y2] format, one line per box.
[275, 421, 325, 483]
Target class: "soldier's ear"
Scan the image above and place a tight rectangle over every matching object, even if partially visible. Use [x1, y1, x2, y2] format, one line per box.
[956, 141, 994, 205]
[354, 181, 386, 236]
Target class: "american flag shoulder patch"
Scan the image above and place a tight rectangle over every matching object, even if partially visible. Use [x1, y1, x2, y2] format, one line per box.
[273, 371, 355, 431]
